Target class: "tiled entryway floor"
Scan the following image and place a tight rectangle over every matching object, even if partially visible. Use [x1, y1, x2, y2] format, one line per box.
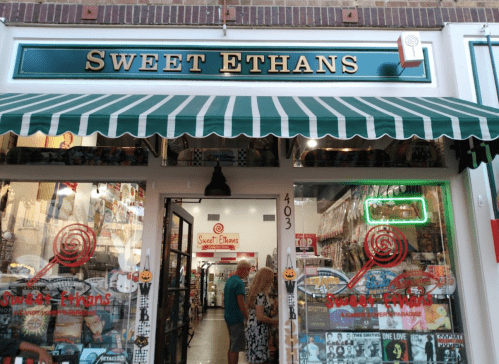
[187, 308, 250, 364]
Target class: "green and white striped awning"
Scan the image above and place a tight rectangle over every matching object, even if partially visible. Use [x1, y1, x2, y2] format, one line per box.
[1, 93, 498, 140]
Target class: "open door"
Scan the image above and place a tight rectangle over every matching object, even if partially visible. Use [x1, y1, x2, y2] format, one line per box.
[155, 198, 194, 364]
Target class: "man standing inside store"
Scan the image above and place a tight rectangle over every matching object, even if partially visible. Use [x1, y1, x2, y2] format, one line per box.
[224, 260, 251, 364]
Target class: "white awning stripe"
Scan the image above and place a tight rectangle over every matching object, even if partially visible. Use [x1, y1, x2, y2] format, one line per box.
[1, 94, 499, 141]
[0, 94, 48, 109]
[18, 95, 73, 136]
[355, 97, 404, 139]
[167, 95, 195, 139]
[196, 96, 216, 138]
[108, 95, 155, 138]
[251, 96, 260, 138]
[49, 94, 112, 136]
[421, 98, 491, 140]
[313, 97, 347, 139]
[411, 97, 462, 139]
[378, 97, 433, 139]
[224, 96, 236, 138]
[293, 96, 318, 139]
[79, 95, 134, 136]
[334, 97, 376, 139]
[137, 95, 175, 138]
[272, 96, 289, 138]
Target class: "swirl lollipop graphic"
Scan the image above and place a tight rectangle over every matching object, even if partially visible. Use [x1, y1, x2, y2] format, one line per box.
[27, 224, 97, 287]
[405, 34, 419, 57]
[213, 223, 224, 234]
[347, 225, 407, 289]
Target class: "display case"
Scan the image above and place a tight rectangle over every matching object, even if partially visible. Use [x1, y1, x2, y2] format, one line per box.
[294, 183, 466, 364]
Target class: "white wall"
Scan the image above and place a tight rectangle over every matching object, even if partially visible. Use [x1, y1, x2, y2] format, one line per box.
[182, 198, 277, 270]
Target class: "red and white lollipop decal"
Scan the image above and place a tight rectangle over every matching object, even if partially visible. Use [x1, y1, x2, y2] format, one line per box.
[347, 225, 407, 289]
[213, 223, 224, 234]
[27, 224, 97, 287]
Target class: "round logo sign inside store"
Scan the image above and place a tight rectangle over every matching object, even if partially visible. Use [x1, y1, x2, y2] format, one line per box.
[213, 223, 224, 234]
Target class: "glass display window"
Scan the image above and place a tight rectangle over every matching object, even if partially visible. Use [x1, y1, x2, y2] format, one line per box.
[0, 180, 145, 363]
[294, 183, 466, 364]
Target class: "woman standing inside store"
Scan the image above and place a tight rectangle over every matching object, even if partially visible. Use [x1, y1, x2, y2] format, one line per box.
[245, 267, 278, 364]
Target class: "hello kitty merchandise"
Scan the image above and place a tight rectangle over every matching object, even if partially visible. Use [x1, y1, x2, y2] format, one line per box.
[116, 272, 139, 293]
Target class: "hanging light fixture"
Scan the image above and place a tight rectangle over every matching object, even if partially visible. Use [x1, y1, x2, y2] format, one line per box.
[205, 160, 231, 196]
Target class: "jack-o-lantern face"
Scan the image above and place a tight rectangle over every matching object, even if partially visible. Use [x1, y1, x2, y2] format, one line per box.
[140, 270, 153, 283]
[283, 268, 296, 281]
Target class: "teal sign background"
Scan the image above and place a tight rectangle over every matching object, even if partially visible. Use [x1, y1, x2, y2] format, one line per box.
[14, 44, 431, 82]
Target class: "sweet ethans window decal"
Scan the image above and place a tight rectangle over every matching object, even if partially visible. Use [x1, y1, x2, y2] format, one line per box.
[0, 180, 145, 364]
[294, 183, 466, 364]
[27, 224, 97, 287]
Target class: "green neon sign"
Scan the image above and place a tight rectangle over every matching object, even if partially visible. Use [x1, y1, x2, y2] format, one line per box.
[364, 197, 428, 225]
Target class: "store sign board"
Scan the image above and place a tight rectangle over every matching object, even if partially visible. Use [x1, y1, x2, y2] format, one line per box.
[197, 233, 239, 250]
[14, 44, 431, 82]
[295, 233, 317, 257]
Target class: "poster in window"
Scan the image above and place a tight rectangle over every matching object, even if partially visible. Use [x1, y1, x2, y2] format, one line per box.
[329, 306, 354, 330]
[306, 302, 330, 330]
[382, 332, 409, 363]
[299, 333, 326, 364]
[425, 304, 452, 331]
[352, 332, 382, 362]
[53, 306, 84, 343]
[435, 333, 466, 364]
[378, 304, 403, 330]
[401, 305, 427, 331]
[353, 306, 379, 330]
[410, 334, 436, 363]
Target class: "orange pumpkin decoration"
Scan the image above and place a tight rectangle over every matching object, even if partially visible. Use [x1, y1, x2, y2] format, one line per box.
[140, 270, 153, 282]
[283, 268, 297, 281]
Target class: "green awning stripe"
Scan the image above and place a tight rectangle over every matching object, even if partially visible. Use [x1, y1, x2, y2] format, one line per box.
[137, 95, 174, 138]
[335, 97, 375, 139]
[224, 96, 236, 137]
[1, 93, 499, 141]
[390, 98, 456, 139]
[431, 97, 494, 140]
[167, 95, 195, 138]
[375, 97, 432, 139]
[257, 97, 280, 137]
[312, 97, 343, 138]
[293, 97, 318, 138]
[231, 96, 253, 137]
[204, 96, 230, 137]
[148, 95, 190, 137]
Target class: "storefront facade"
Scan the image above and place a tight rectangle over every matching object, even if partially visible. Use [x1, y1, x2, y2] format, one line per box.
[0, 21, 498, 364]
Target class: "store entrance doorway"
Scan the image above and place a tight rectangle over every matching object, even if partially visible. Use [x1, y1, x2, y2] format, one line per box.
[155, 198, 194, 364]
[156, 198, 278, 364]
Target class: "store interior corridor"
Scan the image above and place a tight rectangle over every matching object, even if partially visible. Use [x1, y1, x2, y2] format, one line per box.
[187, 308, 250, 364]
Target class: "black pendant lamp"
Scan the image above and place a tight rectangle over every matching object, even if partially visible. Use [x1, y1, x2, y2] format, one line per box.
[204, 160, 231, 196]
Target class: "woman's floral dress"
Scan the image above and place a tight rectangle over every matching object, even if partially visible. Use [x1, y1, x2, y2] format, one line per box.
[245, 292, 270, 363]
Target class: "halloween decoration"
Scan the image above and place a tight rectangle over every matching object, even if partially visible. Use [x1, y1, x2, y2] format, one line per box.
[140, 270, 153, 283]
[283, 267, 297, 281]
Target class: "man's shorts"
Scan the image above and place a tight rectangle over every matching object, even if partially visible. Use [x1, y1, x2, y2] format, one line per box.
[227, 322, 246, 352]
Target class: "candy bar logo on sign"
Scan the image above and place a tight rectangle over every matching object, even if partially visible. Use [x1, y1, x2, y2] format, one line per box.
[397, 32, 424, 68]
[197, 224, 239, 250]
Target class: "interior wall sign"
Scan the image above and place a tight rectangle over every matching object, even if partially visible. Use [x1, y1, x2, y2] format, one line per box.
[14, 44, 431, 83]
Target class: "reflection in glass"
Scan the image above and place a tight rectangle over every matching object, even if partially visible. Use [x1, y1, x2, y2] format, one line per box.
[0, 180, 145, 363]
[171, 214, 180, 251]
[294, 182, 464, 364]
